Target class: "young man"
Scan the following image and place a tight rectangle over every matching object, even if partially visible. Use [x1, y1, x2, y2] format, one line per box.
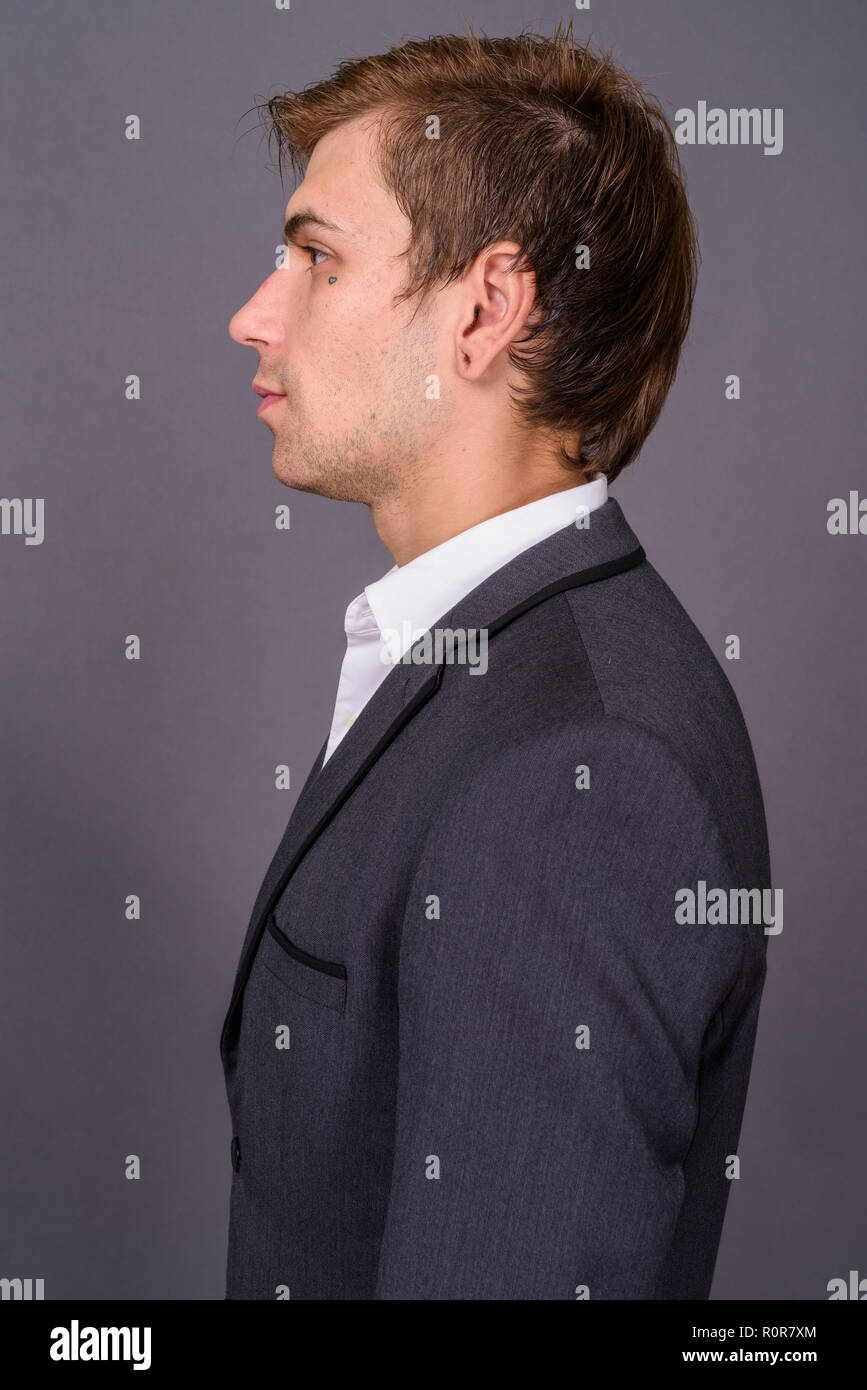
[222, 25, 770, 1300]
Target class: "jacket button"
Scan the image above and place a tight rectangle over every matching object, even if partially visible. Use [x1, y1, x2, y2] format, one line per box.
[230, 1135, 241, 1173]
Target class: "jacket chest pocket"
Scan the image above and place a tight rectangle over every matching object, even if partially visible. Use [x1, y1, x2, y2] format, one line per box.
[260, 911, 347, 1014]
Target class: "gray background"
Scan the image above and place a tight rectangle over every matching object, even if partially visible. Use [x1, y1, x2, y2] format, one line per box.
[1, 0, 864, 1299]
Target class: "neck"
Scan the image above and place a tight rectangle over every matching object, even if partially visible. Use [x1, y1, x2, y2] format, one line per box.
[371, 431, 587, 566]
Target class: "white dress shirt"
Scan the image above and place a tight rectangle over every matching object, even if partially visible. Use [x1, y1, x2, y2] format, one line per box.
[322, 473, 608, 765]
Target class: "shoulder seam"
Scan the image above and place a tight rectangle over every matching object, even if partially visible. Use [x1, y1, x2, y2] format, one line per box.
[551, 595, 740, 884]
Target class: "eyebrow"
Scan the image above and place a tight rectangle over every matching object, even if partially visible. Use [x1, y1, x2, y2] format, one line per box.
[282, 208, 350, 245]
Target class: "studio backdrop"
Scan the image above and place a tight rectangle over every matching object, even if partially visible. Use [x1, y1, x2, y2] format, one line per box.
[1, 0, 865, 1299]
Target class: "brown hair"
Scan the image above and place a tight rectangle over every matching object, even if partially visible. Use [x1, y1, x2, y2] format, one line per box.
[250, 20, 699, 482]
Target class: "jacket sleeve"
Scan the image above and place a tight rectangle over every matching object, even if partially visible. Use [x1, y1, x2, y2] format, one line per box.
[372, 716, 768, 1299]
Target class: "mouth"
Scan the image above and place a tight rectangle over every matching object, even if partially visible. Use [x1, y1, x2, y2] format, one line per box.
[252, 382, 287, 416]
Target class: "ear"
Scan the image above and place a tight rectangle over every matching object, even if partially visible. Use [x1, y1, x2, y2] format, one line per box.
[452, 242, 538, 380]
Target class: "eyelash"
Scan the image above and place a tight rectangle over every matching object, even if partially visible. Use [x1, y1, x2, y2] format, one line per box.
[300, 244, 330, 268]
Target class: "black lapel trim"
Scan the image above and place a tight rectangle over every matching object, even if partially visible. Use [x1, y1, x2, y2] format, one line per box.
[220, 543, 645, 1056]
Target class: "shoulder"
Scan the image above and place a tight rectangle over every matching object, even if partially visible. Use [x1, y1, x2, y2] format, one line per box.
[561, 556, 757, 780]
[428, 712, 726, 861]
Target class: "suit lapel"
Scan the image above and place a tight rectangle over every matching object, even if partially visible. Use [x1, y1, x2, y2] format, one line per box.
[220, 497, 644, 1058]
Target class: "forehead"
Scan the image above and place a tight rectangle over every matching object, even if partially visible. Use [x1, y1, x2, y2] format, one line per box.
[283, 115, 406, 247]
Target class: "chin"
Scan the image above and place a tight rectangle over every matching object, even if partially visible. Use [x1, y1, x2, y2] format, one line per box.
[272, 460, 309, 491]
[271, 459, 332, 499]
[271, 441, 377, 505]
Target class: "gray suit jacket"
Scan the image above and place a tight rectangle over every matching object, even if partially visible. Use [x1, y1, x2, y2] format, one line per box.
[220, 496, 770, 1300]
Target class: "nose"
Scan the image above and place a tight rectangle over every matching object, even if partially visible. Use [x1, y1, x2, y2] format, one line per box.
[228, 272, 287, 351]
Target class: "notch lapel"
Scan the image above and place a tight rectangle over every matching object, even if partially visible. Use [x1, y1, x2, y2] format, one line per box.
[219, 647, 442, 1059]
[219, 497, 645, 1060]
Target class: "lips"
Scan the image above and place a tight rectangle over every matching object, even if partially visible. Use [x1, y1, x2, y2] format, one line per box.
[252, 381, 287, 416]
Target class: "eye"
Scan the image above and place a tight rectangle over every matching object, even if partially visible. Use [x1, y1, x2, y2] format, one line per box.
[301, 245, 331, 268]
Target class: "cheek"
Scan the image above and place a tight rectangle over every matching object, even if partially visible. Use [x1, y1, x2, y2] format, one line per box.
[294, 274, 402, 383]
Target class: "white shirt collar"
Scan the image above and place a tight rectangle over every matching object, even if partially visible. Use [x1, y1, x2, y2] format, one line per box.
[358, 474, 607, 660]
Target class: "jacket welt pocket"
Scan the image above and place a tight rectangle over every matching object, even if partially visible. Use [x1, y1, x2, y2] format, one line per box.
[262, 912, 347, 1014]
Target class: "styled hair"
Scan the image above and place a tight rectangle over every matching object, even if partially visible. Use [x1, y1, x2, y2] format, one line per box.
[250, 21, 699, 482]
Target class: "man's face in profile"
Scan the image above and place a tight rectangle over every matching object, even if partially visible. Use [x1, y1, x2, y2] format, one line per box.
[229, 116, 441, 506]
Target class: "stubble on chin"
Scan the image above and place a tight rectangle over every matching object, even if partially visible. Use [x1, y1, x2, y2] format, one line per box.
[273, 378, 438, 504]
[269, 303, 440, 505]
[271, 426, 406, 504]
